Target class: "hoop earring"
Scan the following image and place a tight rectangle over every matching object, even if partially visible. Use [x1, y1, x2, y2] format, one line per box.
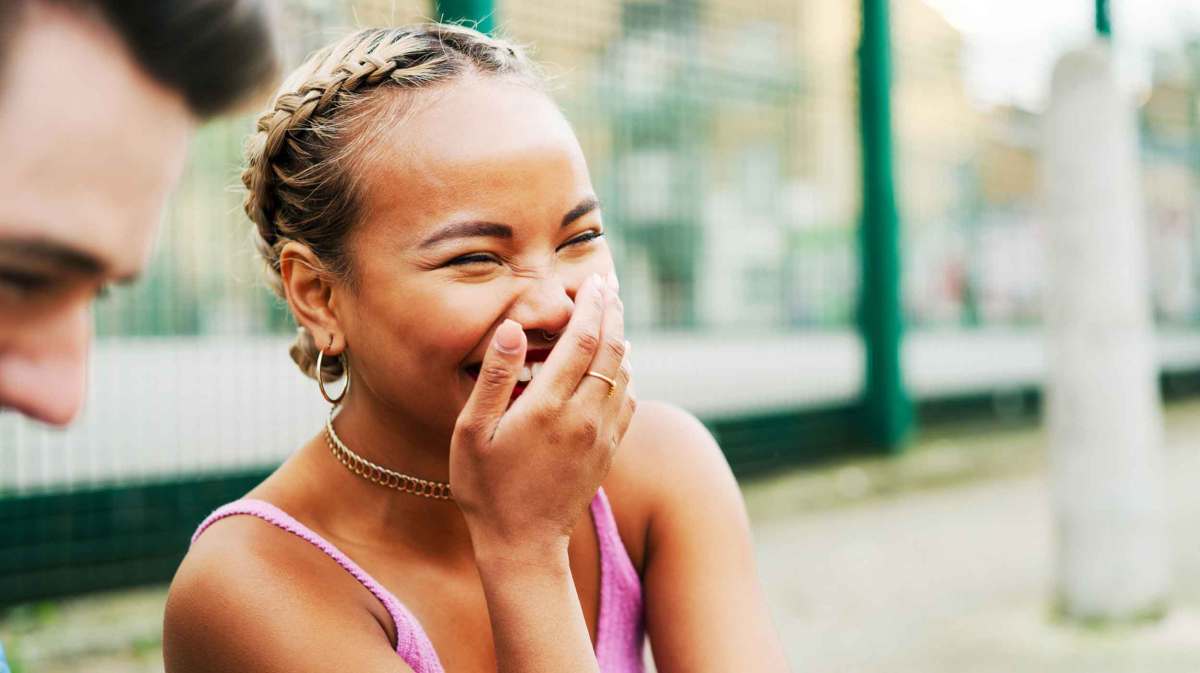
[316, 336, 350, 405]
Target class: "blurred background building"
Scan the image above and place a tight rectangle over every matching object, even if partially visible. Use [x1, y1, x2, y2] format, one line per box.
[4, 0, 1200, 630]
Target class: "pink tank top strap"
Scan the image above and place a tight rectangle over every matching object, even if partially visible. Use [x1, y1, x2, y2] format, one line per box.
[191, 499, 444, 673]
[590, 487, 647, 672]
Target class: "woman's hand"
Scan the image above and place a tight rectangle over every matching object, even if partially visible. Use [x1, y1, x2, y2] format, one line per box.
[448, 272, 632, 673]
[450, 271, 635, 564]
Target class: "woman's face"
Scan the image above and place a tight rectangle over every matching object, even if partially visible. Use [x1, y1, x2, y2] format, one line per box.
[335, 75, 614, 435]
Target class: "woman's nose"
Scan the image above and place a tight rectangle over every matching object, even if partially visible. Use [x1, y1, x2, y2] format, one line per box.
[509, 273, 575, 340]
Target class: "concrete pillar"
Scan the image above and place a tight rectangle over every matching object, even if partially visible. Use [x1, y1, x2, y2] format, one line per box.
[1042, 42, 1169, 622]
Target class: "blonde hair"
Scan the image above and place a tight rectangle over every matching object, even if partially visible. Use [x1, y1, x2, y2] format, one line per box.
[242, 24, 542, 381]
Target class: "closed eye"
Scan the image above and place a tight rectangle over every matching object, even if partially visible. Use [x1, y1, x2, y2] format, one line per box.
[557, 231, 604, 251]
[443, 231, 604, 268]
[444, 253, 501, 267]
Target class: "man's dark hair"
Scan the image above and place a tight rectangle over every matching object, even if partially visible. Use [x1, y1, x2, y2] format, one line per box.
[2, 0, 279, 118]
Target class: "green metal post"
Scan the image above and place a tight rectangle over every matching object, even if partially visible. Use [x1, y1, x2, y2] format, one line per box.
[1096, 0, 1112, 39]
[434, 0, 496, 34]
[857, 0, 913, 452]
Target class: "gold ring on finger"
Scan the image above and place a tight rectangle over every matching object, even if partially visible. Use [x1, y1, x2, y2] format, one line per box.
[585, 370, 617, 398]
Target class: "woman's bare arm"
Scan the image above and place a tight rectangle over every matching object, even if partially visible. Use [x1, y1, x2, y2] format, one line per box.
[630, 402, 791, 673]
[472, 547, 596, 673]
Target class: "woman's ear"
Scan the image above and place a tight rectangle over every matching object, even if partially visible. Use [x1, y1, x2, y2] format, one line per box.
[280, 241, 345, 354]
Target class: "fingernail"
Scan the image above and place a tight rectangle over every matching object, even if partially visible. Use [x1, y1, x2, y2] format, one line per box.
[494, 319, 523, 353]
[606, 272, 620, 292]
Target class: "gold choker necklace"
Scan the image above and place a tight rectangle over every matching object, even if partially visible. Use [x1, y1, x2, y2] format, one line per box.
[325, 408, 453, 500]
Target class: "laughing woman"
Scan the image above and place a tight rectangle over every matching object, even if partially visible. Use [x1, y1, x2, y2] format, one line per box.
[163, 24, 788, 673]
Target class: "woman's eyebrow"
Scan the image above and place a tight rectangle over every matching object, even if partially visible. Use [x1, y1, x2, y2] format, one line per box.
[419, 221, 513, 248]
[561, 197, 600, 227]
[418, 197, 601, 249]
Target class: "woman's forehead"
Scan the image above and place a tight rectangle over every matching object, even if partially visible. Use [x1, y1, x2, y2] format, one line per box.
[355, 78, 594, 242]
[369, 76, 581, 176]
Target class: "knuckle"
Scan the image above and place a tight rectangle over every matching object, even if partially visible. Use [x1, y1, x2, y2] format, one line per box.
[617, 361, 632, 385]
[542, 426, 565, 448]
[626, 393, 638, 416]
[453, 416, 487, 443]
[603, 336, 626, 361]
[477, 363, 512, 388]
[574, 416, 601, 445]
[573, 330, 601, 356]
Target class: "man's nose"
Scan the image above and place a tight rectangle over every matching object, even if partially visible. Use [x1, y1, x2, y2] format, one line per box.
[0, 302, 91, 426]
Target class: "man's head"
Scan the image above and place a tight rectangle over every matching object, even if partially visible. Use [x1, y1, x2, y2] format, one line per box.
[0, 0, 277, 425]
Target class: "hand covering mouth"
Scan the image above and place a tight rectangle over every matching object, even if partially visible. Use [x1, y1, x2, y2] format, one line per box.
[464, 348, 553, 383]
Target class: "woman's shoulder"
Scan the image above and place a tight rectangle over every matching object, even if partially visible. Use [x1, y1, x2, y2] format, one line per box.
[602, 400, 736, 568]
[164, 504, 398, 672]
[609, 399, 731, 494]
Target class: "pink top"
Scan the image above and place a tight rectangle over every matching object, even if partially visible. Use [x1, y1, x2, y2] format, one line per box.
[191, 488, 645, 673]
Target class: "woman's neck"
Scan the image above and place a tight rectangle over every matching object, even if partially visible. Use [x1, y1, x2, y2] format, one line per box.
[289, 394, 478, 565]
[334, 393, 454, 484]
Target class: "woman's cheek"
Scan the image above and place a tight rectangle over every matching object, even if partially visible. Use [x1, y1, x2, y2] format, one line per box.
[436, 285, 511, 344]
[562, 256, 616, 293]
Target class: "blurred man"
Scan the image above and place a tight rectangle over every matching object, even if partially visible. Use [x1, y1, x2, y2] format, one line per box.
[0, 0, 278, 425]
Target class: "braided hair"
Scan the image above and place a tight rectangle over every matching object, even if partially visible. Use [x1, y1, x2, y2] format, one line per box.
[242, 24, 541, 381]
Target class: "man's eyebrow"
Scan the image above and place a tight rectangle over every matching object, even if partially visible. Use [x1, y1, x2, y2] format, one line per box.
[0, 237, 107, 276]
[562, 197, 601, 227]
[419, 221, 513, 249]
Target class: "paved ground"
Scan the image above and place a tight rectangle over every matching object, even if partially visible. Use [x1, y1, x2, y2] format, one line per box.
[745, 399, 1200, 673]
[6, 400, 1200, 672]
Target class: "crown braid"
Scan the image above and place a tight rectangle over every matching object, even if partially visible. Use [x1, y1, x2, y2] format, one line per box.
[242, 24, 541, 381]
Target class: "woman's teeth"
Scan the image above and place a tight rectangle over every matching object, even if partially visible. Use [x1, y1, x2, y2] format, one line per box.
[516, 362, 545, 384]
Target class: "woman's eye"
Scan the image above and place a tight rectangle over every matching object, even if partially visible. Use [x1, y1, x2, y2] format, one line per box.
[559, 231, 605, 251]
[442, 233, 603, 267]
[445, 253, 501, 267]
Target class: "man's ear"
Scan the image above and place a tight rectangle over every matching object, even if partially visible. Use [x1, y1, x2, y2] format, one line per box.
[279, 241, 345, 354]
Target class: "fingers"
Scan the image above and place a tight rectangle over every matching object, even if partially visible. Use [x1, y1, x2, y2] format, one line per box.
[576, 273, 625, 402]
[608, 377, 638, 458]
[455, 319, 527, 443]
[610, 340, 633, 406]
[531, 273, 607, 401]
